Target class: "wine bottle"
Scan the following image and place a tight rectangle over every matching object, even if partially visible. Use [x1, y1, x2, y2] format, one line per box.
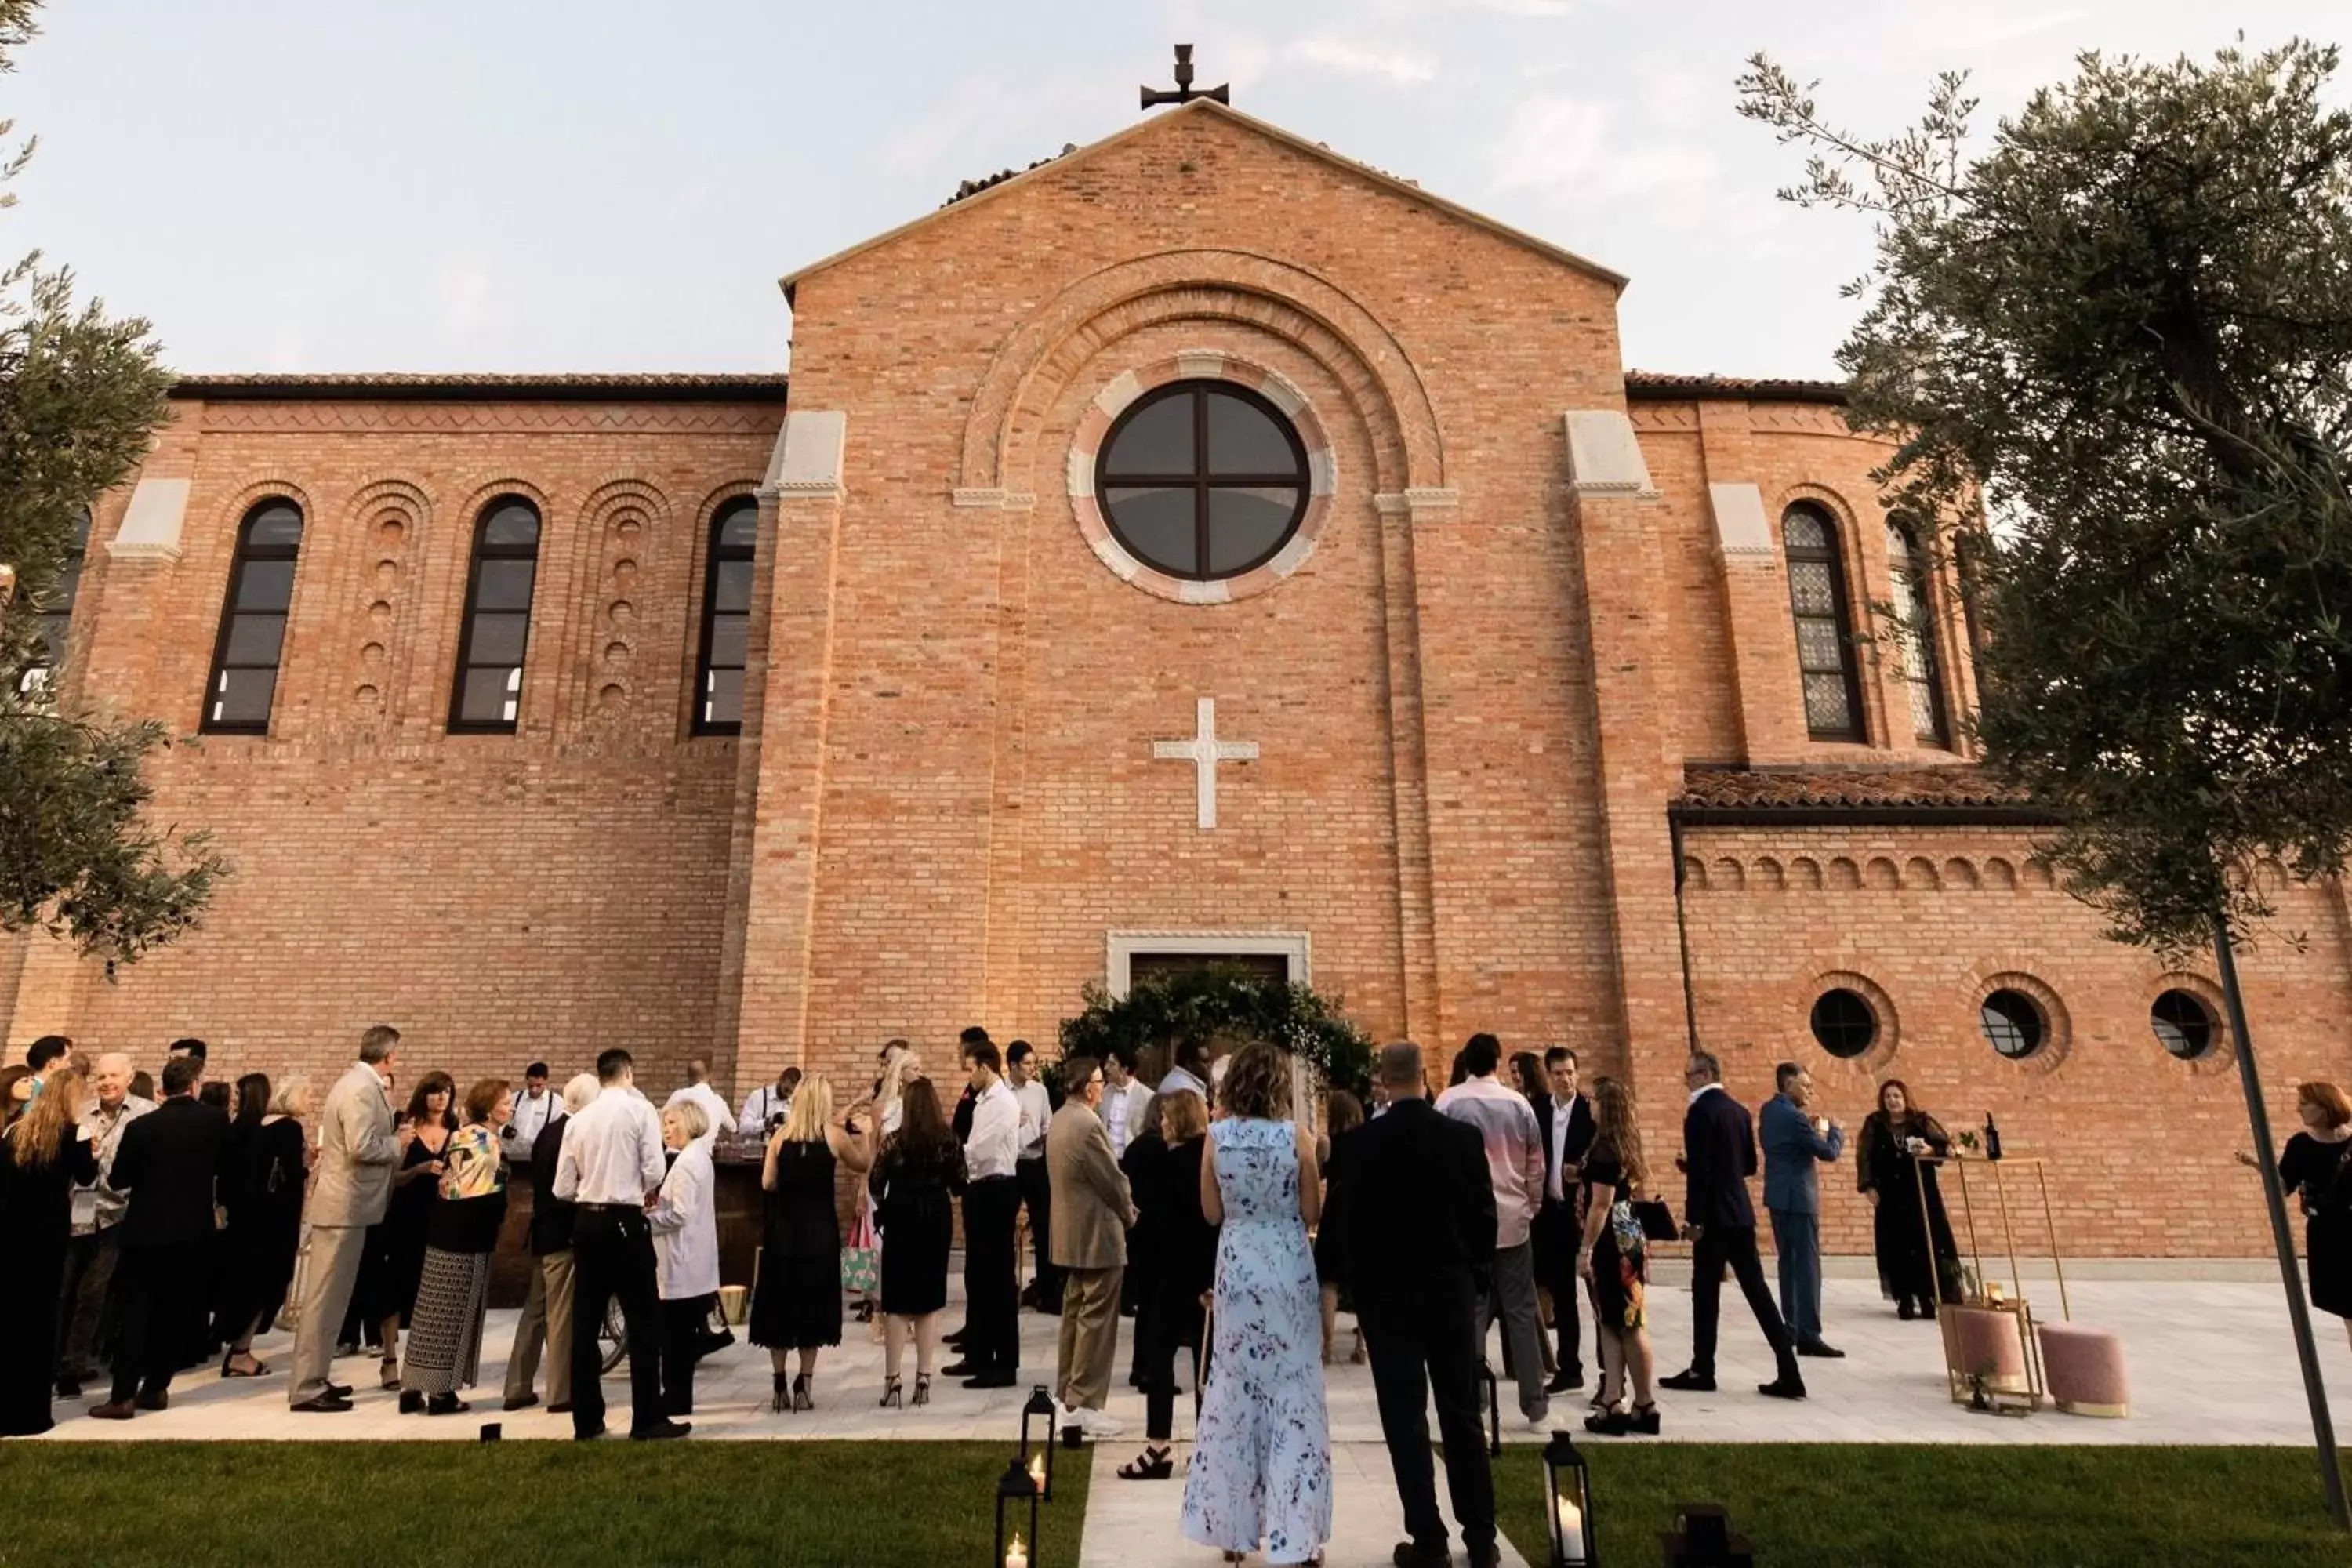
[1984, 1113, 2003, 1161]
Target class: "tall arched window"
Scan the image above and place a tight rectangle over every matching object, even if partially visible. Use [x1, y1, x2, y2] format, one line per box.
[448, 496, 540, 733]
[1784, 505, 1864, 741]
[1886, 521, 1950, 746]
[693, 497, 757, 735]
[19, 507, 90, 695]
[201, 499, 304, 733]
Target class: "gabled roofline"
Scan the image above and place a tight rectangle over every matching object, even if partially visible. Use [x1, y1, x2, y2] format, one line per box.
[167, 373, 791, 405]
[777, 97, 1628, 304]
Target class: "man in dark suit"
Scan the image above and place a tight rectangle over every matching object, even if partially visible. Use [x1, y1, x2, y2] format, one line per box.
[1530, 1045, 1595, 1392]
[89, 1054, 231, 1420]
[1345, 1041, 1504, 1568]
[1661, 1050, 1806, 1400]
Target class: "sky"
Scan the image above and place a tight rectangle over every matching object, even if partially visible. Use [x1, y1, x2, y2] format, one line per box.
[7, 1, 2343, 380]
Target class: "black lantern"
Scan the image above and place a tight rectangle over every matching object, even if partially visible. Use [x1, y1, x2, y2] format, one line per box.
[993, 1459, 1041, 1568]
[1475, 1361, 1501, 1457]
[1663, 1503, 1752, 1567]
[1018, 1385, 1057, 1501]
[1541, 1429, 1597, 1567]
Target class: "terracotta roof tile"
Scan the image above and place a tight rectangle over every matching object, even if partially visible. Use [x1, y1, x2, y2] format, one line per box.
[169, 373, 790, 402]
[1624, 371, 1848, 405]
[1675, 764, 2047, 817]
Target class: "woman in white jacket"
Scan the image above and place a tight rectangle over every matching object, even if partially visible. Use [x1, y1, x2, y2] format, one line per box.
[651, 1101, 720, 1417]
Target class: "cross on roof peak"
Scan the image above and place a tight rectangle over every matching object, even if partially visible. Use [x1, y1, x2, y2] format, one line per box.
[1142, 44, 1229, 111]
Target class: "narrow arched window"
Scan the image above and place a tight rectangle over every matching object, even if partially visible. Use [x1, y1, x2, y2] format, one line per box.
[448, 497, 540, 733]
[693, 497, 757, 735]
[1783, 505, 1864, 741]
[20, 507, 90, 696]
[202, 499, 304, 733]
[1887, 521, 1950, 746]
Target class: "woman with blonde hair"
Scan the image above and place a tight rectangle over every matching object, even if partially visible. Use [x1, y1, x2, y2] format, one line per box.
[220, 1075, 314, 1377]
[2239, 1080, 2352, 1348]
[652, 1100, 720, 1415]
[1577, 1076, 1659, 1436]
[0, 1069, 96, 1434]
[750, 1073, 876, 1410]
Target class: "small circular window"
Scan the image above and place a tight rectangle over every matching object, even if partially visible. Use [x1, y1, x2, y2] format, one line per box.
[1980, 989, 2047, 1059]
[1095, 381, 1308, 581]
[1809, 988, 1878, 1058]
[2151, 989, 2217, 1061]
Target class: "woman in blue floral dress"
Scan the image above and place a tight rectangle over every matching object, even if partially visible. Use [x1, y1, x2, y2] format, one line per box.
[1180, 1044, 1332, 1565]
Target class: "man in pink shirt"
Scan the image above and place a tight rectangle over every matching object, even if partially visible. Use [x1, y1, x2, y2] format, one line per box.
[1435, 1033, 1549, 1428]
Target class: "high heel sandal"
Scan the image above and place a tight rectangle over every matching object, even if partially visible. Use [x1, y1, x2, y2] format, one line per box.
[880, 1374, 902, 1410]
[220, 1352, 268, 1378]
[1627, 1401, 1661, 1436]
[771, 1372, 792, 1414]
[1116, 1444, 1174, 1480]
[379, 1356, 401, 1392]
[792, 1372, 813, 1413]
[911, 1374, 931, 1408]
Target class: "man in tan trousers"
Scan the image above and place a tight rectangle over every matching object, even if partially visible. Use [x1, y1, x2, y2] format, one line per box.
[1047, 1055, 1137, 1437]
[288, 1025, 405, 1410]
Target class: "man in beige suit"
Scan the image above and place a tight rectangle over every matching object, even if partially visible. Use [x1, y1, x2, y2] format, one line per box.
[1046, 1056, 1137, 1436]
[288, 1024, 406, 1410]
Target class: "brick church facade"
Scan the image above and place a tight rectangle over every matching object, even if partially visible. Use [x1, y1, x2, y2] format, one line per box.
[5, 100, 2342, 1256]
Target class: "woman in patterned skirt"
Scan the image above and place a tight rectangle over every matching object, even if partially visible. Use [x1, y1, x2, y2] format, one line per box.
[399, 1079, 511, 1416]
[1578, 1076, 1658, 1436]
[1179, 1043, 1331, 1566]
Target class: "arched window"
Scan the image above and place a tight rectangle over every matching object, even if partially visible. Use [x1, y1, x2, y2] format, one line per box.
[201, 499, 304, 733]
[1783, 505, 1864, 741]
[693, 497, 758, 735]
[448, 497, 540, 733]
[1886, 521, 1949, 746]
[19, 507, 90, 695]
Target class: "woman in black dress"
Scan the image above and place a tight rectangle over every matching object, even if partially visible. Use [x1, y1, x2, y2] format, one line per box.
[868, 1076, 966, 1408]
[1578, 1076, 1657, 1436]
[0, 1071, 97, 1436]
[362, 1072, 454, 1390]
[2239, 1080, 2352, 1347]
[1119, 1087, 1218, 1480]
[214, 1073, 271, 1359]
[750, 1073, 874, 1411]
[1120, 1094, 1167, 1392]
[1315, 1089, 1365, 1365]
[1857, 1079, 1959, 1319]
[220, 1075, 312, 1377]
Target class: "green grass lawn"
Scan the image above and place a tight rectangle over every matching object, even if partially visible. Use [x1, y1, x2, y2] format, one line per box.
[0, 1441, 1089, 1568]
[1492, 1443, 2352, 1568]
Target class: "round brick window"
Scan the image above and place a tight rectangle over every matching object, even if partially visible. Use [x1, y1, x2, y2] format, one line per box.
[1980, 988, 2048, 1059]
[1095, 381, 1308, 581]
[2151, 989, 2217, 1061]
[1809, 987, 1878, 1058]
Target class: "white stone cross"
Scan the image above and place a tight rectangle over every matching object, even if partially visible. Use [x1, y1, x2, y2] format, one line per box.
[1152, 696, 1258, 830]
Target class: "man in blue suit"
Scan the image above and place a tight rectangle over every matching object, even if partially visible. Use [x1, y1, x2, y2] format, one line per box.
[1759, 1062, 1846, 1359]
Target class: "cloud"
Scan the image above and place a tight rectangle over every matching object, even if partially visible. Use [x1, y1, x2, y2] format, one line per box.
[1486, 92, 1748, 231]
[1287, 37, 1438, 86]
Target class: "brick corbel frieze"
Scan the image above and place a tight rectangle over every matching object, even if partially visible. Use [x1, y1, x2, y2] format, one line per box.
[719, 412, 848, 1091]
[1562, 408, 1690, 1108]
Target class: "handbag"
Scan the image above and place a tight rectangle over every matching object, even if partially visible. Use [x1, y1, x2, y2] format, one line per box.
[840, 1244, 880, 1294]
[1632, 1199, 1679, 1242]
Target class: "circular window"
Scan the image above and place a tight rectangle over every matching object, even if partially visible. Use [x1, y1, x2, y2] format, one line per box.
[1094, 381, 1308, 581]
[1980, 989, 2047, 1059]
[1809, 988, 1878, 1058]
[2151, 989, 2217, 1061]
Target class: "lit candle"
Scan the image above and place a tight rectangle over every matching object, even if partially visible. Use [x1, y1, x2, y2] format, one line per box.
[1028, 1453, 1046, 1489]
[1555, 1496, 1587, 1565]
[1005, 1532, 1028, 1568]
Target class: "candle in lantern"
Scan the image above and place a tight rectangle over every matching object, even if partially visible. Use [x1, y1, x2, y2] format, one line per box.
[1004, 1531, 1028, 1568]
[1029, 1453, 1046, 1488]
[1555, 1496, 1587, 1565]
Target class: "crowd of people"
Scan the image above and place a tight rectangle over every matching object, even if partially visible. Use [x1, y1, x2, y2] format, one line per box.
[3, 1020, 2347, 1564]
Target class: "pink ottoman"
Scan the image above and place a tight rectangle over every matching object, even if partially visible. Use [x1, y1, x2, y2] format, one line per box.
[1943, 1305, 2030, 1395]
[2040, 1323, 2129, 1417]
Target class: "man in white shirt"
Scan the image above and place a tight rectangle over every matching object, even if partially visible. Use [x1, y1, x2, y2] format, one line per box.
[554, 1047, 688, 1442]
[1007, 1040, 1062, 1313]
[1101, 1049, 1152, 1160]
[55, 1051, 155, 1397]
[1435, 1032, 1551, 1428]
[737, 1065, 800, 1138]
[503, 1062, 558, 1160]
[1532, 1046, 1595, 1394]
[664, 1058, 732, 1147]
[946, 1036, 1023, 1388]
[1158, 1038, 1210, 1102]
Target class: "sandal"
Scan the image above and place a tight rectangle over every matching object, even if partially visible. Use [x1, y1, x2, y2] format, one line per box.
[880, 1374, 902, 1410]
[379, 1356, 401, 1392]
[911, 1374, 931, 1408]
[220, 1352, 268, 1378]
[792, 1372, 813, 1413]
[771, 1372, 791, 1414]
[1117, 1444, 1174, 1480]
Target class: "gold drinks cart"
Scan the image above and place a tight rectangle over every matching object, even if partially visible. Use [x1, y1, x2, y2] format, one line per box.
[1918, 1152, 2071, 1415]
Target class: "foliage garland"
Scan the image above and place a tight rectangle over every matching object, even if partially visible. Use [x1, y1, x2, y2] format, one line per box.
[1058, 964, 1375, 1099]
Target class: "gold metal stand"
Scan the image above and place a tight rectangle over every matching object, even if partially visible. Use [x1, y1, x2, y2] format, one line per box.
[1918, 1154, 2068, 1414]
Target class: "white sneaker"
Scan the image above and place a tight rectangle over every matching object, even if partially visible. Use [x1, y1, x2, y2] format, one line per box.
[1077, 1406, 1126, 1439]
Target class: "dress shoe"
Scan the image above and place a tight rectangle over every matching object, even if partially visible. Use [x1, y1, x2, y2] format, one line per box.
[290, 1392, 352, 1413]
[1545, 1368, 1585, 1393]
[1758, 1376, 1808, 1400]
[547, 1400, 574, 1415]
[398, 1389, 425, 1414]
[1392, 1541, 1449, 1568]
[694, 1328, 735, 1360]
[325, 1382, 354, 1399]
[1797, 1340, 1846, 1359]
[962, 1370, 1018, 1390]
[1659, 1369, 1715, 1392]
[1467, 1543, 1503, 1568]
[503, 1392, 540, 1412]
[426, 1393, 470, 1416]
[573, 1423, 609, 1441]
[133, 1388, 168, 1412]
[53, 1376, 82, 1399]
[938, 1359, 982, 1378]
[631, 1419, 692, 1441]
[87, 1400, 136, 1421]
